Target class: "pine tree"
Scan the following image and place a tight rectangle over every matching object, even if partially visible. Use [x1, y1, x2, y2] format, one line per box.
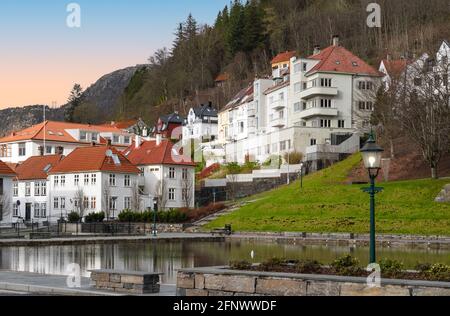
[243, 0, 266, 52]
[65, 84, 84, 123]
[227, 0, 245, 56]
[184, 13, 198, 41]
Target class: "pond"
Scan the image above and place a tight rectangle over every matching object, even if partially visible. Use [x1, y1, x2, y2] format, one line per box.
[0, 240, 449, 284]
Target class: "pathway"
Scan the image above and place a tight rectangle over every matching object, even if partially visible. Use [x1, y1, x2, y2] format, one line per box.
[0, 270, 176, 296]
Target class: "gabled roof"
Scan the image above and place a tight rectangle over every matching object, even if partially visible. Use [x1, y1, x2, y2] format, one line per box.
[101, 120, 139, 129]
[0, 121, 129, 144]
[220, 85, 254, 113]
[307, 45, 383, 77]
[271, 51, 296, 65]
[193, 104, 218, 118]
[160, 113, 185, 125]
[381, 58, 409, 78]
[15, 155, 63, 180]
[124, 139, 196, 167]
[215, 73, 229, 82]
[0, 160, 16, 176]
[49, 146, 140, 174]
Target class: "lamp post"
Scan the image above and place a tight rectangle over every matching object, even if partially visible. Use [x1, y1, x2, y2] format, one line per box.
[152, 198, 158, 237]
[360, 132, 384, 264]
[299, 162, 304, 189]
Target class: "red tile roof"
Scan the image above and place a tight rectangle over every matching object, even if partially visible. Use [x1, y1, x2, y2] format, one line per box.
[381, 59, 408, 78]
[307, 45, 383, 77]
[215, 73, 230, 82]
[101, 120, 138, 129]
[0, 121, 129, 145]
[15, 155, 63, 180]
[0, 160, 16, 176]
[271, 51, 296, 65]
[124, 140, 196, 167]
[49, 146, 140, 174]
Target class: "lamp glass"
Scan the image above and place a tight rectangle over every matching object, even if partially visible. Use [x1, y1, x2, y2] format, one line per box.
[362, 151, 382, 170]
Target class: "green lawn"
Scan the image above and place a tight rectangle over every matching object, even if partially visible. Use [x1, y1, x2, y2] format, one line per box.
[205, 154, 450, 235]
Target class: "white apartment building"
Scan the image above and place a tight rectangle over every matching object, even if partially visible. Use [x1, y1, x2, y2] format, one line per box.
[0, 121, 134, 164]
[0, 160, 15, 226]
[220, 36, 382, 165]
[124, 138, 196, 209]
[182, 102, 219, 143]
[48, 145, 142, 221]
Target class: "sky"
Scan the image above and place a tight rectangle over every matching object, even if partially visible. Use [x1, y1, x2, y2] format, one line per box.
[0, 0, 230, 109]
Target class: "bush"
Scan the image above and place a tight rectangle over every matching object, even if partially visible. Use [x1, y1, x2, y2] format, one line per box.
[230, 261, 252, 270]
[415, 263, 432, 273]
[424, 263, 450, 282]
[379, 258, 404, 278]
[85, 212, 105, 223]
[284, 151, 304, 165]
[263, 155, 282, 168]
[118, 209, 188, 223]
[68, 212, 81, 223]
[295, 260, 322, 274]
[226, 162, 241, 175]
[331, 255, 362, 276]
[184, 203, 227, 221]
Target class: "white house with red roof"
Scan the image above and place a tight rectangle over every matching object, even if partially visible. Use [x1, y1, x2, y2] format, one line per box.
[0, 121, 134, 164]
[47, 145, 142, 221]
[0, 160, 16, 225]
[8, 155, 63, 225]
[124, 138, 196, 209]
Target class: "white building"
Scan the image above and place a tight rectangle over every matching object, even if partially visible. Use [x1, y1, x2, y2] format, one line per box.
[0, 160, 16, 226]
[220, 36, 382, 165]
[182, 103, 219, 143]
[124, 137, 196, 209]
[47, 145, 142, 221]
[8, 155, 63, 225]
[0, 121, 134, 164]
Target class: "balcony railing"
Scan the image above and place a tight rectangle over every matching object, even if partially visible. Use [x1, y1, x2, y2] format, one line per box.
[270, 100, 286, 110]
[298, 107, 339, 119]
[271, 117, 286, 128]
[299, 86, 338, 99]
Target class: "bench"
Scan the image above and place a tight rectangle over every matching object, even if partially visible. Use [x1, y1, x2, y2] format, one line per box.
[211, 225, 232, 236]
[28, 232, 52, 240]
[89, 269, 164, 294]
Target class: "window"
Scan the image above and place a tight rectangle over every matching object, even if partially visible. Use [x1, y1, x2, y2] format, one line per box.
[109, 197, 118, 211]
[124, 197, 131, 210]
[83, 197, 89, 209]
[169, 168, 176, 179]
[18, 143, 26, 157]
[109, 174, 116, 186]
[279, 92, 284, 100]
[41, 182, 47, 196]
[41, 203, 46, 218]
[13, 204, 19, 217]
[91, 174, 96, 185]
[25, 182, 31, 196]
[113, 135, 120, 143]
[320, 78, 332, 87]
[239, 122, 244, 133]
[302, 62, 307, 72]
[91, 197, 96, 210]
[320, 119, 331, 128]
[294, 102, 301, 112]
[320, 99, 332, 108]
[60, 198, 66, 210]
[280, 141, 286, 151]
[279, 111, 284, 119]
[34, 182, 41, 196]
[80, 131, 87, 141]
[54, 197, 59, 209]
[74, 175, 79, 186]
[168, 189, 176, 201]
[34, 203, 40, 218]
[359, 101, 366, 110]
[124, 175, 131, 187]
[13, 183, 18, 197]
[182, 168, 188, 180]
[338, 120, 345, 128]
[60, 176, 66, 187]
[91, 133, 99, 142]
[124, 136, 131, 144]
[310, 139, 317, 146]
[46, 146, 53, 154]
[84, 174, 89, 185]
[54, 176, 59, 187]
[366, 102, 373, 111]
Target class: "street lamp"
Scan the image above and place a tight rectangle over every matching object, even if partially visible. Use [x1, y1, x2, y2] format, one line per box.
[360, 132, 384, 264]
[152, 198, 158, 237]
[299, 162, 304, 189]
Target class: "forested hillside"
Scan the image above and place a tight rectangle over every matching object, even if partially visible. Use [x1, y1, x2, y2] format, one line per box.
[76, 0, 450, 124]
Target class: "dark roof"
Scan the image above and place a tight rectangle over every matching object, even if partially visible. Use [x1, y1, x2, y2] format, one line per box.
[193, 104, 218, 118]
[160, 113, 185, 124]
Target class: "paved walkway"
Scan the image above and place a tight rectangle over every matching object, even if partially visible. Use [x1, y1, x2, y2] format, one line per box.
[0, 270, 176, 296]
[0, 233, 223, 247]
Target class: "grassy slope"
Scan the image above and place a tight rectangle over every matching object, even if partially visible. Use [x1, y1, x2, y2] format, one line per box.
[205, 154, 450, 235]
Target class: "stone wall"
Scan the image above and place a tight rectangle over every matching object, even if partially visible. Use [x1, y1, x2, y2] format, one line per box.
[90, 269, 161, 294]
[176, 267, 450, 296]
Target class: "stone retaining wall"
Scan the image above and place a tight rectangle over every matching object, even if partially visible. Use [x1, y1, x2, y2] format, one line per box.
[176, 267, 450, 296]
[90, 270, 161, 294]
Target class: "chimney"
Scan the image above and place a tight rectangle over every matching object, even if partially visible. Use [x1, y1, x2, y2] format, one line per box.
[313, 45, 321, 55]
[56, 146, 64, 155]
[135, 134, 141, 149]
[332, 35, 340, 47]
[91, 141, 96, 147]
[156, 134, 162, 146]
[142, 127, 148, 137]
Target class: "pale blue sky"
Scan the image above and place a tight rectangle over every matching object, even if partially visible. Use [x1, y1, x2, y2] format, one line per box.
[0, 0, 231, 107]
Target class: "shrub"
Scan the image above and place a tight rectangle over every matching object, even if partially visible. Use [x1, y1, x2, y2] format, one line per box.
[230, 261, 252, 270]
[226, 162, 241, 175]
[415, 263, 432, 273]
[379, 258, 404, 278]
[241, 161, 260, 174]
[184, 203, 226, 221]
[85, 212, 105, 223]
[263, 155, 282, 168]
[331, 255, 362, 276]
[259, 257, 285, 271]
[424, 263, 450, 282]
[284, 151, 304, 165]
[295, 260, 322, 274]
[68, 212, 81, 223]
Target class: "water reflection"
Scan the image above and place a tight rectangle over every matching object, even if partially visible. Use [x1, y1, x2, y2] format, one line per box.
[0, 241, 448, 284]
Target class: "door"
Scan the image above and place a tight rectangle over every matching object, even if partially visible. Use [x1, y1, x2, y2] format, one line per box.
[25, 203, 32, 221]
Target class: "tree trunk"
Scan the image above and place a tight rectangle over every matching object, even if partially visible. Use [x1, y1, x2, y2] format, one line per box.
[431, 167, 438, 180]
[390, 139, 395, 159]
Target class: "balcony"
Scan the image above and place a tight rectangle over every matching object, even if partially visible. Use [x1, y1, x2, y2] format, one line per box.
[299, 86, 338, 100]
[270, 100, 286, 110]
[247, 108, 257, 117]
[271, 117, 286, 128]
[298, 107, 339, 119]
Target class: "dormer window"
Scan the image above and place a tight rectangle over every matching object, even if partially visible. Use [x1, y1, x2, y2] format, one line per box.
[113, 135, 120, 143]
[80, 131, 87, 141]
[352, 62, 358, 67]
[91, 133, 99, 142]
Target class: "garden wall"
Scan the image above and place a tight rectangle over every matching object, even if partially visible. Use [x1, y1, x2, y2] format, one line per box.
[176, 267, 450, 296]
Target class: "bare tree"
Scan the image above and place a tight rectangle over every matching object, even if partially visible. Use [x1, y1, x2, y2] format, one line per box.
[102, 181, 112, 220]
[0, 193, 11, 224]
[74, 187, 86, 219]
[181, 172, 194, 208]
[131, 181, 142, 212]
[154, 179, 168, 211]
